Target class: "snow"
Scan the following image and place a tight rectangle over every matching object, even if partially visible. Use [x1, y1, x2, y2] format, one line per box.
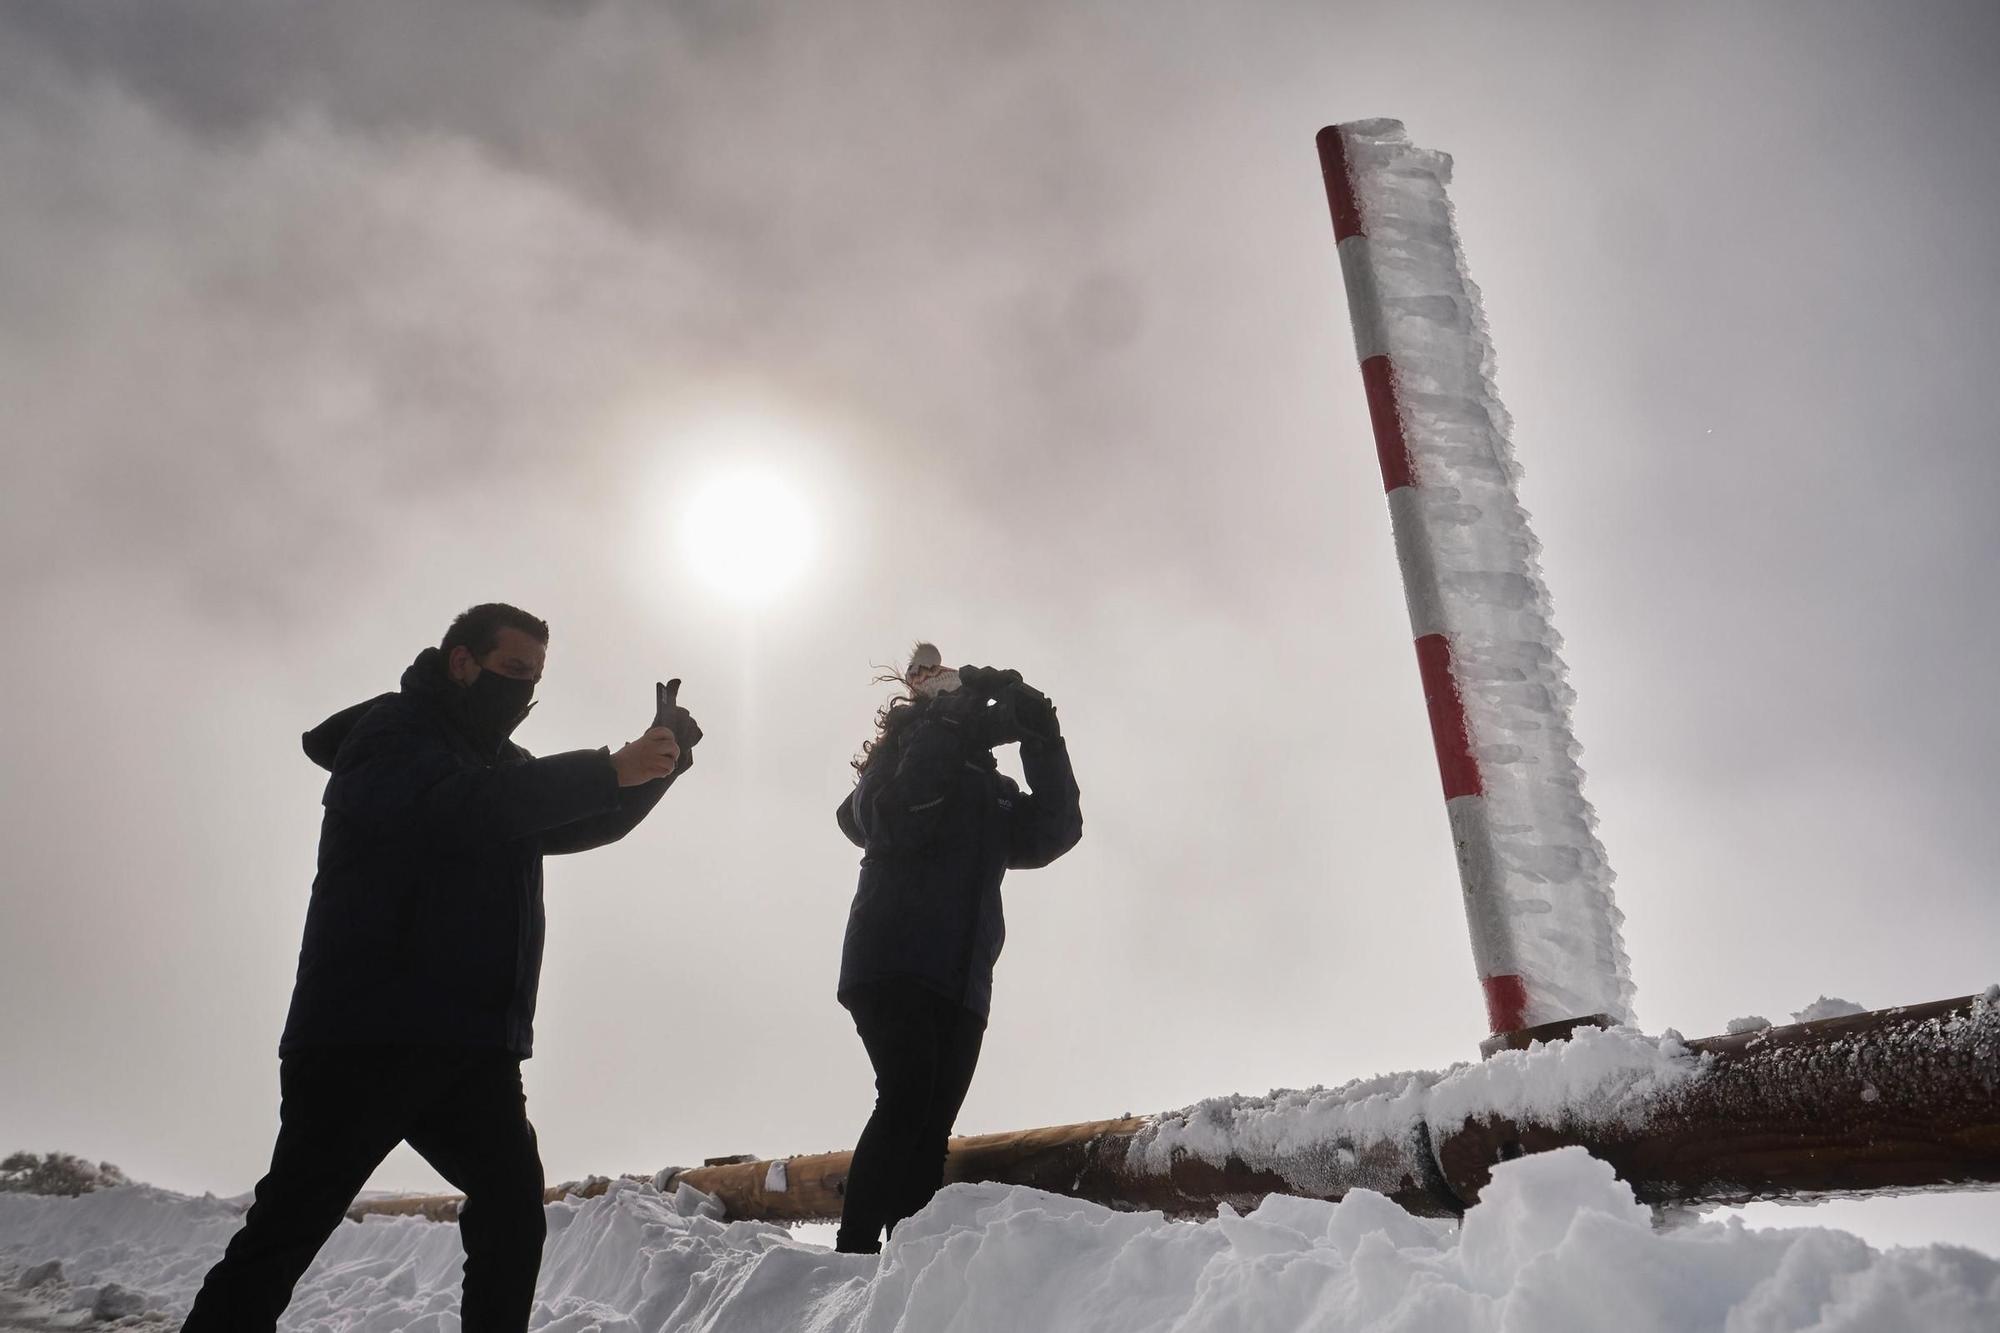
[1793, 996, 1868, 1023]
[1127, 1024, 1698, 1196]
[6, 1150, 1999, 1331]
[1336, 119, 1631, 1028]
[1729, 997, 1880, 1033]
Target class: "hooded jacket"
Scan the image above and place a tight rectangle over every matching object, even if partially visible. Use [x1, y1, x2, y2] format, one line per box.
[279, 648, 675, 1058]
[835, 696, 1082, 1019]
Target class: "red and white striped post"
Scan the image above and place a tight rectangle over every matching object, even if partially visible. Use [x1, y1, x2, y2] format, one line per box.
[1316, 124, 1552, 1047]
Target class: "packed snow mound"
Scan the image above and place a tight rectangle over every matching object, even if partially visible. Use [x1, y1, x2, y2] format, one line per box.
[6, 1149, 1999, 1332]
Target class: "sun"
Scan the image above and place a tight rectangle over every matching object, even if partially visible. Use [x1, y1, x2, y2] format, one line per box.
[677, 465, 816, 605]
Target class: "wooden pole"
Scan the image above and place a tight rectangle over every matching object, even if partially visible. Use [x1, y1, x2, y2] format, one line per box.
[1315, 120, 1632, 1039]
[349, 995, 2000, 1226]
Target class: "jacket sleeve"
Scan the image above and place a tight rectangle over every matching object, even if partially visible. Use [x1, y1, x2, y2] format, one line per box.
[1006, 736, 1082, 869]
[836, 789, 865, 848]
[850, 712, 975, 850]
[324, 705, 621, 843]
[540, 770, 677, 856]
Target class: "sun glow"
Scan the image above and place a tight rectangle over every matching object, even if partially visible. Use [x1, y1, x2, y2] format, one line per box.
[677, 465, 817, 605]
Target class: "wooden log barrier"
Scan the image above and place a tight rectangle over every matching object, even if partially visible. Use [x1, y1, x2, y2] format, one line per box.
[348, 995, 2000, 1226]
[1437, 994, 2000, 1209]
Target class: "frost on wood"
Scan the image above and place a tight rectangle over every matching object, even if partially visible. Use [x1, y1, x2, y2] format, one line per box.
[1637, 995, 2000, 1185]
[1126, 1025, 1697, 1199]
[1127, 995, 2000, 1211]
[1338, 118, 1631, 1026]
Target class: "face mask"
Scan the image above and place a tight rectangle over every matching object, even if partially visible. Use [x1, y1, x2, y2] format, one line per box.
[910, 666, 962, 699]
[464, 668, 536, 742]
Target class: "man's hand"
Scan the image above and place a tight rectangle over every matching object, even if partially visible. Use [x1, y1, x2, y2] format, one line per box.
[612, 727, 680, 787]
[654, 679, 703, 773]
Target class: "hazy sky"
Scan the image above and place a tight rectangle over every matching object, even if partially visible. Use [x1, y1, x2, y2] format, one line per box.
[5, 1, 1998, 1252]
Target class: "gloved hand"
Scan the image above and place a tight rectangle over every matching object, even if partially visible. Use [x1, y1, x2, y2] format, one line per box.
[1008, 682, 1061, 744]
[968, 689, 1028, 750]
[957, 664, 1023, 703]
[654, 679, 703, 774]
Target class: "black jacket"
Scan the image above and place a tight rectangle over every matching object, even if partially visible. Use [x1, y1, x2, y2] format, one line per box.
[279, 649, 675, 1058]
[836, 698, 1082, 1019]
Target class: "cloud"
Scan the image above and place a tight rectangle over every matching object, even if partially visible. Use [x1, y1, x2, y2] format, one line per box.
[0, 2, 1218, 619]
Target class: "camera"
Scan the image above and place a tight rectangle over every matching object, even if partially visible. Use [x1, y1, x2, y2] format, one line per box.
[955, 667, 1057, 747]
[956, 665, 1023, 702]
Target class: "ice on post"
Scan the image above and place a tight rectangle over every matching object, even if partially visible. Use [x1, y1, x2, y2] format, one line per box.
[1321, 119, 1631, 1032]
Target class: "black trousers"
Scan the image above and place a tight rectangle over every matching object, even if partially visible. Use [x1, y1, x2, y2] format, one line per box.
[836, 981, 986, 1254]
[182, 1046, 546, 1333]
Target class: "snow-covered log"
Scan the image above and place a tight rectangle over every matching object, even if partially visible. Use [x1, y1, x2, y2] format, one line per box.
[350, 994, 2000, 1225]
[1439, 993, 2000, 1210]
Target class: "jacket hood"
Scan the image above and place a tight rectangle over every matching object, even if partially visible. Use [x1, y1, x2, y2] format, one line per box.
[301, 693, 395, 770]
[398, 645, 455, 699]
[300, 648, 456, 771]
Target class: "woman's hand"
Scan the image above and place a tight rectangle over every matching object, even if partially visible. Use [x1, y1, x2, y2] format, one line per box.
[957, 665, 1023, 701]
[1009, 683, 1060, 742]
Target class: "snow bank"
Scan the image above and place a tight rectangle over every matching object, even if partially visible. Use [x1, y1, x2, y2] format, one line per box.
[6, 1149, 1997, 1332]
[1337, 118, 1632, 1027]
[1127, 1023, 1698, 1195]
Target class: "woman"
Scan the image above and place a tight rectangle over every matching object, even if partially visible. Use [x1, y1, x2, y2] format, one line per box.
[832, 643, 1084, 1254]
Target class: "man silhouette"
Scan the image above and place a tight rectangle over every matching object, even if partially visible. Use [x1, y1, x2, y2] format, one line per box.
[183, 603, 700, 1333]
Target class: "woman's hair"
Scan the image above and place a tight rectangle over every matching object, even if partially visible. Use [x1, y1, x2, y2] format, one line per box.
[852, 660, 921, 776]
